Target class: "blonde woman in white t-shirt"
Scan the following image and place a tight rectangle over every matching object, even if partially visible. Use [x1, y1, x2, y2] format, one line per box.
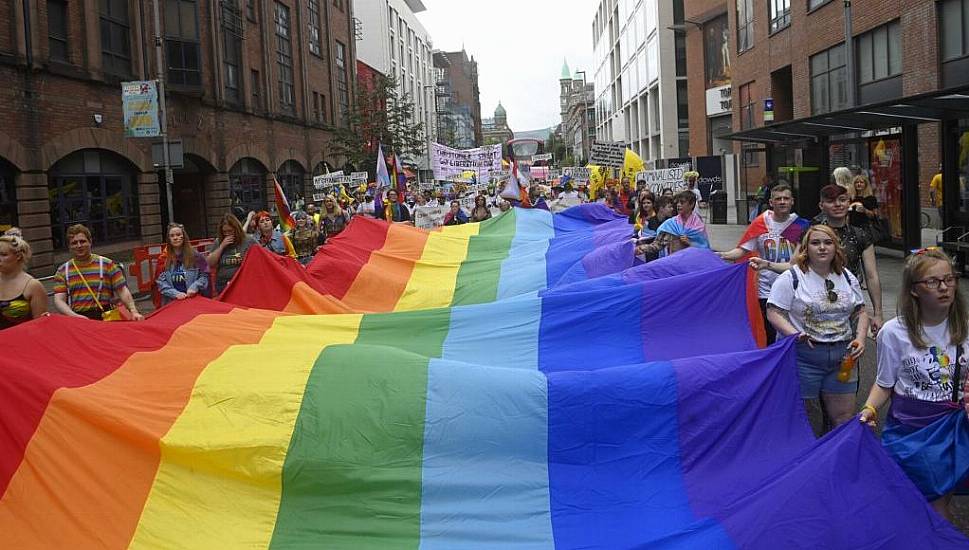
[859, 248, 969, 522]
[767, 225, 869, 432]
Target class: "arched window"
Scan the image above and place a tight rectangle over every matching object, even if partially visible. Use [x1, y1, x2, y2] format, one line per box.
[49, 149, 140, 249]
[228, 158, 266, 214]
[276, 160, 305, 205]
[0, 158, 16, 233]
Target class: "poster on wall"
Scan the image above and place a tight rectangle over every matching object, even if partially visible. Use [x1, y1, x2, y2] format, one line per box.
[122, 81, 160, 138]
[870, 138, 903, 242]
[704, 15, 731, 89]
[695, 156, 725, 201]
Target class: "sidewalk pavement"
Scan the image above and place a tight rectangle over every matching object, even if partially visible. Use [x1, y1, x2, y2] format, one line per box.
[707, 220, 968, 535]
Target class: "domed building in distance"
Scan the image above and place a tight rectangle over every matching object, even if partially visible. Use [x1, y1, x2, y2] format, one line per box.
[482, 101, 515, 146]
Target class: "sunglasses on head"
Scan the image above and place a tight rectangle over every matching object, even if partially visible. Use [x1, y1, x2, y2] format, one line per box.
[824, 279, 837, 303]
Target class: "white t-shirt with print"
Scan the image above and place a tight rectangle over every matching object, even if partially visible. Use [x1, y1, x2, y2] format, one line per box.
[767, 266, 865, 342]
[741, 211, 802, 298]
[876, 317, 967, 403]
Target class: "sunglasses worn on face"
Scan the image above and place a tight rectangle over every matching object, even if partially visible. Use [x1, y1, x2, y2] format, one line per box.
[825, 279, 837, 303]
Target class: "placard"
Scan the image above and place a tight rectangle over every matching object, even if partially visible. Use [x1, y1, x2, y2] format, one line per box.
[414, 205, 449, 229]
[563, 167, 591, 181]
[590, 141, 626, 168]
[634, 167, 686, 194]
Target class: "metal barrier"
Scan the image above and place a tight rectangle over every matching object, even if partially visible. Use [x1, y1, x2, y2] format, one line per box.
[129, 239, 214, 294]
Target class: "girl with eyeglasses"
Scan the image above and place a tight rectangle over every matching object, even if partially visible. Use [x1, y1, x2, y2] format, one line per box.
[0, 235, 46, 328]
[766, 224, 869, 433]
[859, 248, 969, 522]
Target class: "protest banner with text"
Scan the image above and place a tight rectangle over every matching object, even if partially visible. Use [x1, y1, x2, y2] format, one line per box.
[590, 141, 626, 168]
[430, 143, 503, 181]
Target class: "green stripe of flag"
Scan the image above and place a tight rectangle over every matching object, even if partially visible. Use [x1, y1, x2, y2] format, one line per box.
[452, 210, 517, 306]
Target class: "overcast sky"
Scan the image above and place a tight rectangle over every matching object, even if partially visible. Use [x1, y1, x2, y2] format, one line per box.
[416, 0, 600, 132]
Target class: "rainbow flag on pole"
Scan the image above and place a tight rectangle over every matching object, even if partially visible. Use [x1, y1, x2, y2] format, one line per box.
[273, 176, 297, 233]
[0, 204, 965, 548]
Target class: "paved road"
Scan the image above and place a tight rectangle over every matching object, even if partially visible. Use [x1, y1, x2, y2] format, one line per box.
[707, 221, 969, 535]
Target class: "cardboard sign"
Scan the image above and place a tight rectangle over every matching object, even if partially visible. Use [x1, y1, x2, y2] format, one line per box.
[590, 141, 626, 168]
[414, 205, 449, 229]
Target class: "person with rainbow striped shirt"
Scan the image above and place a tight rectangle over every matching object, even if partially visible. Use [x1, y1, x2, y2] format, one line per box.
[52, 224, 143, 321]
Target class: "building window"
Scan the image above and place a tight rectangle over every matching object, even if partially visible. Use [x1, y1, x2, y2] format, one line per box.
[737, 0, 753, 53]
[245, 0, 256, 21]
[49, 150, 140, 249]
[48, 0, 69, 62]
[810, 43, 847, 114]
[274, 2, 295, 113]
[312, 92, 320, 122]
[335, 40, 349, 126]
[100, 0, 132, 76]
[165, 0, 201, 87]
[251, 69, 261, 110]
[857, 20, 901, 84]
[769, 0, 791, 33]
[808, 0, 830, 10]
[740, 82, 755, 130]
[229, 158, 266, 213]
[941, 0, 969, 61]
[221, 0, 244, 103]
[676, 80, 689, 128]
[333, 0, 343, 12]
[308, 0, 322, 57]
[0, 160, 16, 233]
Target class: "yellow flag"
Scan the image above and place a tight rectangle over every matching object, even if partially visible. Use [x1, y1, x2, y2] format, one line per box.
[587, 164, 604, 200]
[623, 148, 644, 182]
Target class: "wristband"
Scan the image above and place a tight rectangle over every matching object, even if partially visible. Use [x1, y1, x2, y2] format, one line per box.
[861, 404, 877, 417]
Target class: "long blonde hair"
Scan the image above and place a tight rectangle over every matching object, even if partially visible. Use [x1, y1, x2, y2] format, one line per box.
[792, 225, 847, 275]
[899, 248, 967, 348]
[850, 174, 873, 199]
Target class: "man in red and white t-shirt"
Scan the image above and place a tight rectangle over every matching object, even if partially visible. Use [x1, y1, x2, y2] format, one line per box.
[718, 183, 810, 344]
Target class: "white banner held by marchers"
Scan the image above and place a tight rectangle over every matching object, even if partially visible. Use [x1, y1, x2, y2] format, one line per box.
[430, 143, 503, 181]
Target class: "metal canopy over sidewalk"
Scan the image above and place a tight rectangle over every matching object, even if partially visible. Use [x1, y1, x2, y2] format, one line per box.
[726, 85, 969, 144]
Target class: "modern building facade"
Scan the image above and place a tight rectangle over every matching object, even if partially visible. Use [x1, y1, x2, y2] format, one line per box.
[435, 49, 482, 148]
[683, 1, 733, 159]
[560, 61, 596, 164]
[724, 0, 969, 251]
[482, 102, 514, 147]
[591, 0, 689, 163]
[354, 0, 436, 158]
[0, 0, 356, 273]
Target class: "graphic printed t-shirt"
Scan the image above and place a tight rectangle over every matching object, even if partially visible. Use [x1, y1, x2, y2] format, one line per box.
[52, 255, 126, 313]
[171, 264, 188, 293]
[741, 211, 802, 298]
[767, 266, 864, 342]
[876, 318, 967, 403]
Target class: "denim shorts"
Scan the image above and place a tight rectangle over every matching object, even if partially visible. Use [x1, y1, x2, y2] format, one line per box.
[795, 340, 858, 399]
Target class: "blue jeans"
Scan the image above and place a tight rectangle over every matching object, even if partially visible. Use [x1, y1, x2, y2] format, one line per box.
[795, 340, 857, 399]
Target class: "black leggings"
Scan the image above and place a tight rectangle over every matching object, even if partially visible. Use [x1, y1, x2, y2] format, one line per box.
[758, 298, 777, 346]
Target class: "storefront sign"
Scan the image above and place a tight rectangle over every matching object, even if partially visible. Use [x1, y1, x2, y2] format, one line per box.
[590, 141, 627, 168]
[706, 85, 732, 117]
[122, 80, 160, 138]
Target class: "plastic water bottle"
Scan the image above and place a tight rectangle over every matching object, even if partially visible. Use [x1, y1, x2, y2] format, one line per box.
[837, 353, 856, 383]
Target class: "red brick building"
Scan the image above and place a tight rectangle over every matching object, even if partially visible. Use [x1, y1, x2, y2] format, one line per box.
[688, 0, 969, 250]
[0, 0, 356, 273]
[439, 49, 482, 147]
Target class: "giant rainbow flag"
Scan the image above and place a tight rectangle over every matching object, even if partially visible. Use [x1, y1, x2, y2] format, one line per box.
[1, 204, 966, 548]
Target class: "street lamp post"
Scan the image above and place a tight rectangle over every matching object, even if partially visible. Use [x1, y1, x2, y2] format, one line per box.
[151, 0, 175, 225]
[422, 84, 435, 184]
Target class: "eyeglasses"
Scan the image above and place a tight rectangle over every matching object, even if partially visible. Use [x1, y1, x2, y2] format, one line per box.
[825, 279, 838, 303]
[914, 275, 958, 289]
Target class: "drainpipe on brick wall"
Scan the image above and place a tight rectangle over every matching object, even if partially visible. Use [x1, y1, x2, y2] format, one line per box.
[844, 0, 856, 107]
